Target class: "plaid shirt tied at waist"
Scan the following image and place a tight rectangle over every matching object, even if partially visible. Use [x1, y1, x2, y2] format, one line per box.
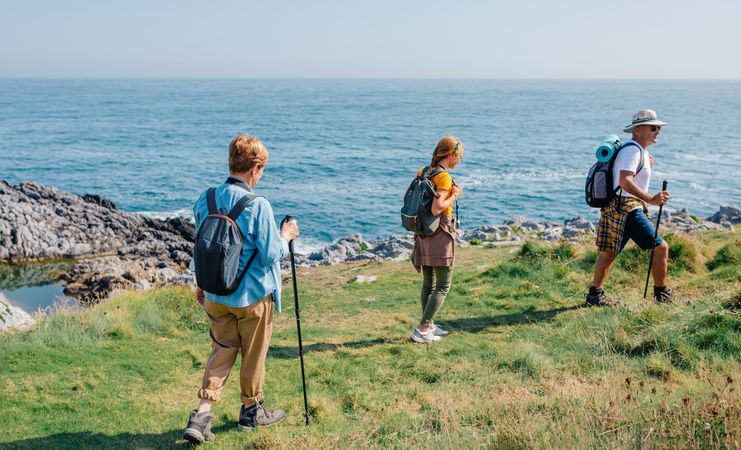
[596, 196, 649, 253]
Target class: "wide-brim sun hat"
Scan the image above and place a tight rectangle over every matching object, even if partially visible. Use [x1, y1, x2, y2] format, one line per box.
[623, 109, 668, 133]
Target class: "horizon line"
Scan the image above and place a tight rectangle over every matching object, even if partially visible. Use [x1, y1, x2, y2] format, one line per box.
[1, 76, 741, 82]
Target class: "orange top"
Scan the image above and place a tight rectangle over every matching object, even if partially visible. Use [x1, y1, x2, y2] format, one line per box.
[417, 166, 454, 217]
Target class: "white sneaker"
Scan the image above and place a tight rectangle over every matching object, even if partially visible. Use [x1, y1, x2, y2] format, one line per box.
[430, 323, 449, 337]
[411, 327, 442, 343]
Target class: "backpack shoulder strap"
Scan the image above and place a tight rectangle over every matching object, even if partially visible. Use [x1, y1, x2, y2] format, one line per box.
[636, 149, 645, 175]
[227, 194, 262, 221]
[619, 142, 645, 174]
[426, 165, 446, 179]
[419, 166, 430, 179]
[229, 248, 260, 293]
[206, 188, 218, 214]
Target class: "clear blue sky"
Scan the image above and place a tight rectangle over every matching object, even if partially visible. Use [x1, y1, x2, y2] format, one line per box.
[1, 0, 739, 78]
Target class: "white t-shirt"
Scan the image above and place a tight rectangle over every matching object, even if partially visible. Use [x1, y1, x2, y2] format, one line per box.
[612, 140, 651, 201]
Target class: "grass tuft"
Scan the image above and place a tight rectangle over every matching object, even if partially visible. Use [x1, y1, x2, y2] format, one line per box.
[707, 239, 741, 271]
[666, 234, 700, 273]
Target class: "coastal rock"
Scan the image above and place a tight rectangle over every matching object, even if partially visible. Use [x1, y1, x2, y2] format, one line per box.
[3, 181, 737, 303]
[707, 205, 741, 224]
[521, 220, 544, 232]
[504, 216, 527, 226]
[0, 180, 195, 262]
[0, 294, 36, 333]
[1, 180, 196, 302]
[364, 237, 414, 260]
[307, 234, 368, 266]
[478, 224, 500, 233]
[563, 216, 595, 232]
[542, 228, 563, 241]
[297, 204, 735, 269]
[60, 255, 186, 303]
[350, 275, 378, 284]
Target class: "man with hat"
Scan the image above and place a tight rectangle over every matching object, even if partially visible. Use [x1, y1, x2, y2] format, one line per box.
[586, 109, 674, 306]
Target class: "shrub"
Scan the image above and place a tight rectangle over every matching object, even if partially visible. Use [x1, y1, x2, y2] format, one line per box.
[645, 353, 672, 380]
[553, 242, 576, 260]
[685, 310, 741, 357]
[519, 240, 549, 258]
[518, 240, 575, 260]
[707, 240, 740, 271]
[722, 290, 740, 311]
[665, 234, 700, 273]
[469, 239, 481, 246]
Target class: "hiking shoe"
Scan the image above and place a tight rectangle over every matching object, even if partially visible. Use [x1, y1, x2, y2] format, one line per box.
[654, 286, 674, 303]
[585, 287, 618, 307]
[183, 410, 215, 445]
[411, 327, 442, 343]
[237, 401, 286, 431]
[430, 323, 449, 337]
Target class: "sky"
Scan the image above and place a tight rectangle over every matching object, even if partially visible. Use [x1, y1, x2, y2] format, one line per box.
[1, 0, 740, 79]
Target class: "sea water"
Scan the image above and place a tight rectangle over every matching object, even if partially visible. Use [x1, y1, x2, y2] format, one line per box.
[1, 79, 740, 251]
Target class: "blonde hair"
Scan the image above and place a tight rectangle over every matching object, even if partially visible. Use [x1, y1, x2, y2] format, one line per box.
[229, 134, 269, 173]
[430, 135, 463, 168]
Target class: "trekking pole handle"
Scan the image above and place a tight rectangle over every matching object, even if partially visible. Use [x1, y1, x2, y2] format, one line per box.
[281, 215, 296, 253]
[662, 180, 668, 191]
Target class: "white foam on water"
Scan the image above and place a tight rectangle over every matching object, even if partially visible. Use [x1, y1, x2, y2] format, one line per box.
[291, 236, 330, 256]
[137, 209, 194, 221]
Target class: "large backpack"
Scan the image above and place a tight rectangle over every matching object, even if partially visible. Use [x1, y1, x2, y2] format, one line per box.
[401, 166, 446, 236]
[193, 180, 261, 296]
[585, 142, 644, 208]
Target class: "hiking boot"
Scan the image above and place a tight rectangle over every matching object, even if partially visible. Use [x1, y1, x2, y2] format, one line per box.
[237, 401, 286, 431]
[654, 286, 674, 303]
[430, 323, 449, 337]
[585, 287, 618, 307]
[183, 410, 215, 445]
[411, 326, 442, 343]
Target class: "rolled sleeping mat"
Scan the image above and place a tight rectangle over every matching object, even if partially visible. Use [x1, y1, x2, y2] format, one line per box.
[595, 135, 621, 162]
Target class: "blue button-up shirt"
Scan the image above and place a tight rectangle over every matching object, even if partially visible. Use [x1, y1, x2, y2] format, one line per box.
[193, 177, 289, 312]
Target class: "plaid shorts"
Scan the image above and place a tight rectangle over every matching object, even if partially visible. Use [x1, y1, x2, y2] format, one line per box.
[596, 196, 649, 253]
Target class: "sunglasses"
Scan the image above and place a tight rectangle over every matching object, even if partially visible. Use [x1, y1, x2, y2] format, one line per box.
[451, 139, 461, 156]
[650, 125, 662, 132]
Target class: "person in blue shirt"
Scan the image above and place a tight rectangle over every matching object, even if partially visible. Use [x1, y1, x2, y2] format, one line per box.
[184, 134, 299, 445]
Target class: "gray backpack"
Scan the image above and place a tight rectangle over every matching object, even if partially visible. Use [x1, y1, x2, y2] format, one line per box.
[193, 179, 261, 296]
[585, 142, 644, 208]
[400, 166, 446, 236]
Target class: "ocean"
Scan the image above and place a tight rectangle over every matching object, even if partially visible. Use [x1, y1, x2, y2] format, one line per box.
[1, 79, 740, 252]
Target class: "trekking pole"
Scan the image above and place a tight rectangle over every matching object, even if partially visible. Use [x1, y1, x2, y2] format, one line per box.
[643, 181, 668, 299]
[281, 215, 310, 426]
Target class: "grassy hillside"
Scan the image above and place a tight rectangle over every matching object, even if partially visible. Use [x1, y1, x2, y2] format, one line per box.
[1, 231, 739, 449]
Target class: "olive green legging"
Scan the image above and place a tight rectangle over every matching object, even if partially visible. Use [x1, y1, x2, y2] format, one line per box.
[420, 266, 453, 326]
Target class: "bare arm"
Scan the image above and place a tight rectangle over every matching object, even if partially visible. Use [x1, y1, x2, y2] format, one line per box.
[619, 171, 669, 205]
[431, 184, 463, 215]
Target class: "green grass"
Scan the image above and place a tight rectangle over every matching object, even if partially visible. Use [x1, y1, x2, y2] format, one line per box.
[1, 232, 739, 449]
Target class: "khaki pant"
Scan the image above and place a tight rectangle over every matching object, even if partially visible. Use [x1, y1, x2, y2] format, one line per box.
[198, 296, 273, 407]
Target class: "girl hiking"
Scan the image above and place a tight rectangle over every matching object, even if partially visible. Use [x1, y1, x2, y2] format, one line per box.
[410, 136, 464, 343]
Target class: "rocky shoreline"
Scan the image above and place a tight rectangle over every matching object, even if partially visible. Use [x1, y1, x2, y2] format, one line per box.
[1, 180, 738, 304]
[290, 205, 738, 268]
[1, 181, 194, 303]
